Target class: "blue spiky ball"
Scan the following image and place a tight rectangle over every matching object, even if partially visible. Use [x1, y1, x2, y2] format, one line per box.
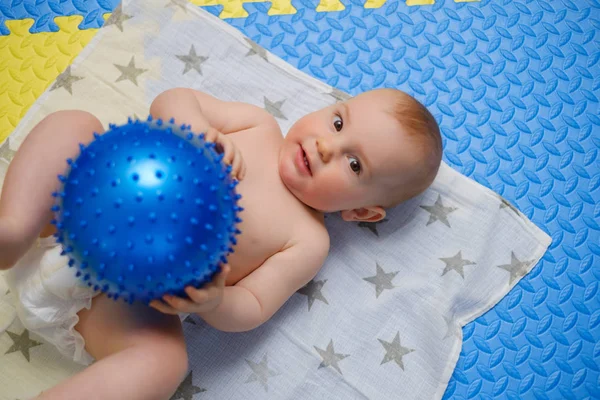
[51, 116, 242, 304]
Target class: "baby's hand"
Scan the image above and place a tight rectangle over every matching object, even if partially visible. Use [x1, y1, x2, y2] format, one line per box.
[149, 265, 231, 315]
[203, 127, 246, 181]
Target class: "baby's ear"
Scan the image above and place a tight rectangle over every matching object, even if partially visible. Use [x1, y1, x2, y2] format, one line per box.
[341, 206, 386, 222]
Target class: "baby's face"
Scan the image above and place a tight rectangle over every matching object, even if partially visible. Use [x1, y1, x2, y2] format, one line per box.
[278, 90, 422, 213]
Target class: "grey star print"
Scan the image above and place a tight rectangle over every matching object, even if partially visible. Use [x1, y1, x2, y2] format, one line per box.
[499, 197, 520, 216]
[103, 4, 133, 32]
[0, 138, 16, 162]
[170, 372, 206, 400]
[245, 354, 279, 392]
[50, 66, 84, 95]
[165, 0, 189, 12]
[420, 195, 457, 228]
[297, 279, 329, 311]
[358, 219, 388, 237]
[245, 38, 268, 61]
[378, 332, 414, 370]
[4, 330, 43, 362]
[114, 56, 148, 86]
[314, 340, 349, 375]
[439, 251, 475, 279]
[363, 262, 398, 298]
[442, 315, 459, 340]
[497, 252, 533, 285]
[264, 97, 288, 120]
[176, 45, 209, 75]
[329, 88, 351, 102]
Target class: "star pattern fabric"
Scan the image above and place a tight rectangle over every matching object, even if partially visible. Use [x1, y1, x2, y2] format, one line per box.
[4, 330, 43, 362]
[314, 340, 349, 375]
[420, 195, 457, 228]
[103, 4, 133, 32]
[245, 354, 279, 392]
[165, 0, 189, 13]
[263, 97, 287, 120]
[245, 38, 269, 61]
[363, 262, 398, 298]
[176, 45, 208, 75]
[499, 197, 521, 216]
[0, 2, 551, 398]
[442, 315, 459, 340]
[50, 66, 84, 95]
[0, 138, 16, 162]
[497, 252, 534, 285]
[329, 88, 351, 102]
[378, 332, 414, 370]
[114, 56, 148, 86]
[297, 279, 329, 311]
[439, 251, 476, 279]
[357, 219, 388, 237]
[170, 372, 206, 400]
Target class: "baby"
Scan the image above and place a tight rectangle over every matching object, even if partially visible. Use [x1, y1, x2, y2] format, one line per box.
[0, 87, 441, 399]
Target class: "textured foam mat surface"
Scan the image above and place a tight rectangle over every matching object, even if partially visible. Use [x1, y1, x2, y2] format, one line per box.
[1, 0, 599, 398]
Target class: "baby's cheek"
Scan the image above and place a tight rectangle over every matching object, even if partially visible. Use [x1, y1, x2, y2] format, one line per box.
[288, 117, 314, 141]
[312, 171, 349, 208]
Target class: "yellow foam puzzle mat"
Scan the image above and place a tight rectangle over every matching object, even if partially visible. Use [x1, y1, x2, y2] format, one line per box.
[0, 16, 99, 144]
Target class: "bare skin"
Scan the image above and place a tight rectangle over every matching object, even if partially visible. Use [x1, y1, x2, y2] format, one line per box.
[0, 88, 434, 399]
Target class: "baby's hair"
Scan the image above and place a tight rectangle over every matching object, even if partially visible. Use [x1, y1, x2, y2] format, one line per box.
[382, 89, 442, 208]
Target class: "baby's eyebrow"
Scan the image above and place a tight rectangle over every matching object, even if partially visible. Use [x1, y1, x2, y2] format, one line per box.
[362, 153, 372, 180]
[353, 143, 371, 180]
[341, 102, 351, 126]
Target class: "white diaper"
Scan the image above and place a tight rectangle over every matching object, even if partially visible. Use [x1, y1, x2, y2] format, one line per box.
[4, 236, 99, 366]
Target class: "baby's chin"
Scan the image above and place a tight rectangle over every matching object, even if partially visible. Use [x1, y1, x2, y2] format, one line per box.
[281, 182, 334, 212]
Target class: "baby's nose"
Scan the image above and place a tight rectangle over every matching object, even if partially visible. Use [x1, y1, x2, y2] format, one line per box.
[316, 137, 332, 163]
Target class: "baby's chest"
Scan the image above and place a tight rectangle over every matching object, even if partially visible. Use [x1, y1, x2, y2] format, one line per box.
[224, 178, 300, 283]
[224, 131, 299, 281]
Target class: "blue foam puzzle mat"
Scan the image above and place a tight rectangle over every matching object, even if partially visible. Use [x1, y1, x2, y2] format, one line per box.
[0, 0, 118, 35]
[227, 2, 600, 398]
[4, 0, 600, 398]
[228, 0, 600, 399]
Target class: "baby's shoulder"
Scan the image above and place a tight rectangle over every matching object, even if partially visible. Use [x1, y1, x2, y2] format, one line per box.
[252, 110, 282, 137]
[284, 217, 330, 272]
[290, 212, 330, 254]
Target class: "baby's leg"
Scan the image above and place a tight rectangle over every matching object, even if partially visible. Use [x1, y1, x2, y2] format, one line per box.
[38, 293, 188, 400]
[0, 111, 103, 269]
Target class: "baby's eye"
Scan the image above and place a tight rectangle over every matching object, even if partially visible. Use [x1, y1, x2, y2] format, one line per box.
[348, 156, 361, 175]
[333, 115, 343, 132]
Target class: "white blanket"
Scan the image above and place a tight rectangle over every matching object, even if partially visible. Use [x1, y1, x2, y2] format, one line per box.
[0, 1, 551, 399]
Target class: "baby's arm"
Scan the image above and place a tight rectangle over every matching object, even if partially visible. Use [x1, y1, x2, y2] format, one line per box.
[150, 88, 275, 135]
[150, 88, 278, 180]
[197, 231, 330, 332]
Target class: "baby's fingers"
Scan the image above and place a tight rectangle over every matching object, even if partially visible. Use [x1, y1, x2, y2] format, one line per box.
[216, 137, 244, 181]
[231, 147, 246, 181]
[217, 135, 235, 165]
[149, 300, 178, 315]
[184, 265, 230, 302]
[184, 286, 209, 304]
[215, 264, 231, 286]
[162, 294, 197, 312]
[203, 127, 219, 143]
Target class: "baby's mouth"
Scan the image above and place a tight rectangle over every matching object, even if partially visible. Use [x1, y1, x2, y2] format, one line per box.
[302, 148, 312, 174]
